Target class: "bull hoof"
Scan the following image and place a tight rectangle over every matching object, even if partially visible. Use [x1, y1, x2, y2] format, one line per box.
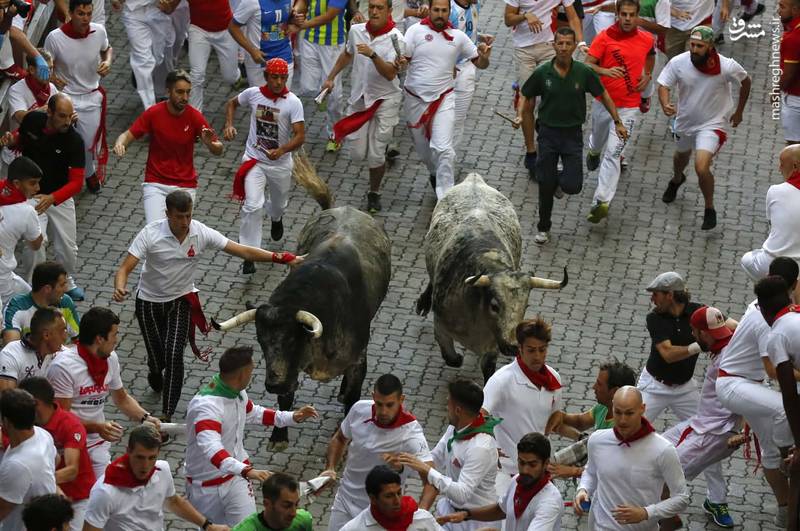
[416, 285, 432, 316]
[269, 441, 290, 452]
[442, 353, 464, 368]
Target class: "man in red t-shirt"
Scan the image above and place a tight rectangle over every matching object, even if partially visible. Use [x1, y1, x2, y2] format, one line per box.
[112, 70, 224, 224]
[19, 376, 96, 531]
[779, 0, 800, 145]
[583, 0, 654, 224]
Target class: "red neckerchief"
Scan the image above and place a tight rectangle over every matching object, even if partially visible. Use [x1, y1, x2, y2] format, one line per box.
[420, 17, 454, 41]
[104, 454, 159, 488]
[614, 417, 655, 447]
[370, 495, 418, 531]
[59, 21, 95, 39]
[76, 341, 108, 387]
[774, 304, 800, 323]
[710, 334, 732, 356]
[605, 22, 638, 40]
[259, 85, 289, 102]
[366, 15, 396, 38]
[181, 292, 213, 362]
[0, 180, 27, 206]
[513, 472, 552, 519]
[516, 356, 562, 391]
[231, 158, 259, 202]
[364, 404, 417, 429]
[786, 170, 800, 190]
[24, 76, 51, 108]
[692, 47, 721, 76]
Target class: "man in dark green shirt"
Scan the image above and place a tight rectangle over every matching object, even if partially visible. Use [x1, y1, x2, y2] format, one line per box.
[515, 27, 627, 246]
[233, 473, 313, 531]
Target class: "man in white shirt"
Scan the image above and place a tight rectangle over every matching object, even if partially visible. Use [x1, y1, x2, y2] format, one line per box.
[45, 0, 113, 193]
[717, 258, 796, 527]
[438, 432, 563, 531]
[46, 306, 161, 479]
[657, 26, 751, 230]
[574, 386, 689, 530]
[321, 0, 404, 214]
[83, 425, 228, 531]
[223, 58, 305, 269]
[341, 466, 442, 531]
[112, 191, 301, 421]
[321, 374, 432, 531]
[482, 317, 565, 496]
[0, 157, 43, 309]
[401, 0, 491, 199]
[741, 145, 800, 280]
[0, 388, 57, 531]
[184, 346, 317, 526]
[0, 307, 67, 390]
[397, 379, 501, 531]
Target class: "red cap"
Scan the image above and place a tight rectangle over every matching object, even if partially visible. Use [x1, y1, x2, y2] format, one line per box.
[690, 306, 732, 340]
[265, 58, 289, 75]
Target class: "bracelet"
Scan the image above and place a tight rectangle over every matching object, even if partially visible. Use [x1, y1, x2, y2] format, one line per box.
[241, 466, 254, 478]
[271, 251, 297, 264]
[370, 52, 377, 59]
[201, 519, 212, 530]
[140, 412, 151, 424]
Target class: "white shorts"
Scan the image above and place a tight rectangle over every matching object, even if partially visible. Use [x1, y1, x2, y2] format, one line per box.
[662, 420, 735, 481]
[782, 93, 800, 143]
[88, 440, 111, 480]
[186, 475, 256, 526]
[675, 128, 726, 154]
[347, 93, 402, 168]
[69, 498, 88, 531]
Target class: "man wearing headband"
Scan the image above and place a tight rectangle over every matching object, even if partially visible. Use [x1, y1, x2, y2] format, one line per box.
[222, 58, 305, 273]
[657, 25, 751, 230]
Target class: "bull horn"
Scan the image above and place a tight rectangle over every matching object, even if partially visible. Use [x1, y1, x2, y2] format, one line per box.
[528, 266, 568, 290]
[296, 310, 323, 338]
[211, 309, 257, 331]
[465, 274, 491, 287]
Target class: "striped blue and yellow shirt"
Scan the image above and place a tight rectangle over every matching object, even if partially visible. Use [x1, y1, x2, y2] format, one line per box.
[303, 0, 348, 46]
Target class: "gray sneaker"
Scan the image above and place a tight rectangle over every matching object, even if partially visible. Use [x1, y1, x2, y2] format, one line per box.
[534, 231, 550, 245]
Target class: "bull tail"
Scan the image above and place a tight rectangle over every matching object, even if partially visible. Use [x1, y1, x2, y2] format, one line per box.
[293, 148, 333, 210]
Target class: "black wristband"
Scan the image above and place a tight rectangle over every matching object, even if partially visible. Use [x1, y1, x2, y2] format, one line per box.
[464, 509, 472, 521]
[370, 52, 377, 59]
[201, 518, 212, 530]
[140, 412, 150, 424]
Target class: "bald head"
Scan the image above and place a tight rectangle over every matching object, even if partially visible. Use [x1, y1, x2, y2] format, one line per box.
[779, 145, 800, 181]
[612, 386, 646, 436]
[46, 93, 75, 133]
[613, 385, 643, 409]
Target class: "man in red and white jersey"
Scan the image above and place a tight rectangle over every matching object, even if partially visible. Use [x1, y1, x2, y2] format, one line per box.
[113, 70, 224, 224]
[45, 307, 161, 479]
[45, 0, 113, 194]
[184, 346, 318, 526]
[223, 58, 305, 266]
[402, 0, 491, 199]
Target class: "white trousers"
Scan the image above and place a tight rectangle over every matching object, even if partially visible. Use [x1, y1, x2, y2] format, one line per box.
[0, 273, 30, 312]
[238, 160, 292, 248]
[782, 94, 800, 143]
[327, 494, 362, 531]
[70, 91, 104, 178]
[122, 5, 176, 109]
[172, 1, 190, 63]
[405, 90, 456, 200]
[298, 39, 345, 138]
[436, 498, 501, 531]
[740, 248, 776, 282]
[188, 24, 240, 111]
[186, 476, 256, 526]
[142, 182, 198, 224]
[588, 101, 638, 204]
[20, 198, 79, 291]
[69, 498, 88, 531]
[245, 57, 294, 89]
[716, 376, 793, 469]
[347, 94, 402, 168]
[453, 61, 476, 152]
[92, 0, 106, 25]
[88, 441, 111, 481]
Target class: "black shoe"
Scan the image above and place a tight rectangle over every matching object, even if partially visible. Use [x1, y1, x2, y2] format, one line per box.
[702, 208, 717, 230]
[386, 146, 399, 168]
[242, 260, 255, 274]
[86, 174, 101, 194]
[271, 219, 284, 241]
[741, 2, 764, 21]
[148, 372, 163, 393]
[367, 191, 382, 214]
[662, 173, 686, 203]
[429, 174, 436, 190]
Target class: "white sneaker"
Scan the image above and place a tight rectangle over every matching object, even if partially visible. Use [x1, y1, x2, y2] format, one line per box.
[534, 231, 550, 245]
[774, 505, 787, 527]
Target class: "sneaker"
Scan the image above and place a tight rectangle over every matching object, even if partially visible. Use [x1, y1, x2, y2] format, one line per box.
[367, 191, 382, 214]
[232, 75, 248, 91]
[639, 97, 651, 114]
[587, 201, 609, 223]
[621, 156, 628, 173]
[242, 260, 255, 274]
[271, 219, 284, 241]
[774, 505, 788, 527]
[86, 174, 102, 194]
[326, 139, 340, 152]
[554, 186, 564, 199]
[703, 499, 734, 528]
[429, 174, 437, 190]
[66, 286, 85, 301]
[147, 372, 163, 393]
[702, 208, 717, 230]
[662, 173, 686, 203]
[586, 150, 601, 171]
[534, 231, 550, 245]
[741, 2, 765, 21]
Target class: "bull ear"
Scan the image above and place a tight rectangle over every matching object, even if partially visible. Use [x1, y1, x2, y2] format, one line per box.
[465, 274, 491, 287]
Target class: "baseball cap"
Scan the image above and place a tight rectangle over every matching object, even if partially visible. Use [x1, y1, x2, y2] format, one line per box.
[690, 306, 732, 340]
[645, 272, 685, 292]
[690, 25, 715, 44]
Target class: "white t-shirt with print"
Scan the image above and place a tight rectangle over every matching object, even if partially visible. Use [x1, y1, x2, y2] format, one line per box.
[238, 87, 304, 169]
[0, 339, 59, 384]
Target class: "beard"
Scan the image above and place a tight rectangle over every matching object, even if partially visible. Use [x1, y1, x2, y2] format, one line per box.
[690, 52, 709, 66]
[518, 473, 539, 488]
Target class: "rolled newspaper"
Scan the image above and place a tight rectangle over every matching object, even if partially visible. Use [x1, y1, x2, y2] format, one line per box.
[551, 438, 588, 465]
[299, 476, 332, 496]
[144, 421, 186, 437]
[390, 34, 402, 57]
[314, 87, 329, 105]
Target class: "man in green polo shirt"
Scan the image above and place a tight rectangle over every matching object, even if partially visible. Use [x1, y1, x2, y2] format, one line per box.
[515, 26, 627, 246]
[233, 473, 313, 531]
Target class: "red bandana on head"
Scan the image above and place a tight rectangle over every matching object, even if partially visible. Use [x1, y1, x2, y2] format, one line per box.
[370, 496, 418, 531]
[614, 417, 655, 447]
[516, 357, 562, 391]
[104, 454, 159, 488]
[787, 170, 800, 190]
[367, 15, 396, 38]
[76, 341, 108, 387]
[0, 180, 27, 206]
[420, 17, 454, 40]
[364, 404, 417, 429]
[59, 21, 95, 39]
[513, 472, 552, 518]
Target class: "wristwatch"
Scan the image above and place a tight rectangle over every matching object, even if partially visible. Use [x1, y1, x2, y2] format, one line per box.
[201, 518, 213, 530]
[140, 412, 151, 424]
[370, 52, 377, 59]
